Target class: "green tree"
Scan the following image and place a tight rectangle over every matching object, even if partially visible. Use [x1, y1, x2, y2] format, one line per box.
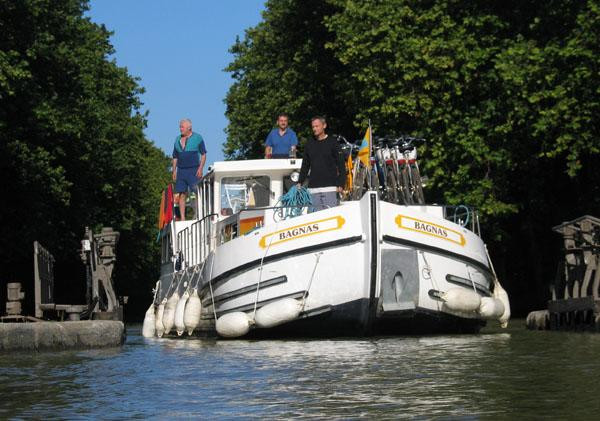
[225, 0, 600, 313]
[224, 0, 358, 159]
[326, 0, 600, 311]
[0, 0, 170, 318]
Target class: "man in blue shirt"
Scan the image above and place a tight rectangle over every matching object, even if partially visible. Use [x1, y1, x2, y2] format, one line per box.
[172, 118, 207, 221]
[265, 113, 298, 158]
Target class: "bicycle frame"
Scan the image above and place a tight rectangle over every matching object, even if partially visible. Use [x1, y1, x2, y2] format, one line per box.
[338, 134, 425, 204]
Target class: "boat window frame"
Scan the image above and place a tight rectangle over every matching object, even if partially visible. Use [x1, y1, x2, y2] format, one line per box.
[219, 175, 271, 216]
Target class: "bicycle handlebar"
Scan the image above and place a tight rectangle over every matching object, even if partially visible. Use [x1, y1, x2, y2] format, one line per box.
[335, 133, 425, 153]
[373, 135, 425, 149]
[335, 134, 360, 151]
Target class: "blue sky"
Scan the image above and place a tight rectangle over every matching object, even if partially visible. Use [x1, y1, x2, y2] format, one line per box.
[87, 0, 266, 164]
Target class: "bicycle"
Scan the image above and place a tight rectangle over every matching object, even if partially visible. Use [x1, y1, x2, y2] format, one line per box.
[373, 136, 399, 203]
[337, 135, 376, 200]
[388, 136, 426, 205]
[337, 134, 426, 204]
[337, 135, 358, 200]
[404, 137, 426, 204]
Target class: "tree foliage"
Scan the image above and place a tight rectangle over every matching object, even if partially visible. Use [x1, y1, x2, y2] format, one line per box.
[0, 0, 170, 318]
[224, 0, 357, 159]
[225, 0, 600, 313]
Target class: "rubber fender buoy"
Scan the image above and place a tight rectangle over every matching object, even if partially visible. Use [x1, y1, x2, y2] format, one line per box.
[162, 292, 179, 335]
[216, 312, 251, 338]
[478, 297, 505, 319]
[493, 280, 511, 328]
[184, 289, 202, 335]
[155, 299, 166, 338]
[442, 287, 481, 312]
[142, 303, 156, 338]
[174, 291, 189, 336]
[255, 298, 302, 329]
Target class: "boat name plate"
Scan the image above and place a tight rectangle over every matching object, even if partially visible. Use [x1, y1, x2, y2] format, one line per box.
[395, 214, 466, 246]
[259, 216, 346, 249]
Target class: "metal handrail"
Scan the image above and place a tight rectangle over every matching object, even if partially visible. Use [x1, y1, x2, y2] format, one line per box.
[442, 204, 480, 236]
[176, 213, 218, 269]
[238, 204, 307, 215]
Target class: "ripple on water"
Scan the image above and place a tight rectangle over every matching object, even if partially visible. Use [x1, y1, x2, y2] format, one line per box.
[1, 321, 599, 418]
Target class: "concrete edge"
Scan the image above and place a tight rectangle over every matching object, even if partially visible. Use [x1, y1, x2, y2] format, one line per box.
[0, 321, 125, 352]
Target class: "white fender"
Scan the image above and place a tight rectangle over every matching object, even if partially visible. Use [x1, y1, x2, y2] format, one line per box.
[184, 289, 202, 335]
[255, 298, 302, 329]
[216, 312, 251, 338]
[478, 296, 505, 319]
[142, 303, 156, 338]
[442, 288, 481, 312]
[162, 292, 179, 335]
[174, 291, 190, 336]
[493, 280, 511, 328]
[155, 299, 166, 338]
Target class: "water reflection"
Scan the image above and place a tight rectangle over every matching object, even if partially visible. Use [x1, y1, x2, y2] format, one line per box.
[1, 321, 599, 418]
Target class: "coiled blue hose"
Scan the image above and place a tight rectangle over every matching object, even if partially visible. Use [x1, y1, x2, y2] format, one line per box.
[277, 185, 312, 219]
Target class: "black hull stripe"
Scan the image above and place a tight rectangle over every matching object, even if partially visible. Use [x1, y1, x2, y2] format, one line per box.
[202, 275, 288, 307]
[382, 234, 492, 276]
[203, 235, 363, 292]
[446, 274, 491, 296]
[367, 193, 378, 331]
[212, 290, 307, 318]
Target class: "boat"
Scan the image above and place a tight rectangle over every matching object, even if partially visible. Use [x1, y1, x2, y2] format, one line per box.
[147, 156, 510, 338]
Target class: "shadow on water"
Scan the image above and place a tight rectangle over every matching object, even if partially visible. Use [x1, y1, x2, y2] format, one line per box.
[2, 320, 600, 418]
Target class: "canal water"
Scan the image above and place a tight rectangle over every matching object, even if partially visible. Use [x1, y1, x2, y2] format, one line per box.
[1, 319, 599, 419]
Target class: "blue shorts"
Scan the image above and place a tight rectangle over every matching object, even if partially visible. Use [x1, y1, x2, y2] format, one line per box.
[175, 167, 199, 193]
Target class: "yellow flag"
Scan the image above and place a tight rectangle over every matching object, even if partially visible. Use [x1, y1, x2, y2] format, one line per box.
[357, 126, 371, 168]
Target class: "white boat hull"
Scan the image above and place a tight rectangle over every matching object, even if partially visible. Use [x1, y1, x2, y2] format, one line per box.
[157, 190, 502, 337]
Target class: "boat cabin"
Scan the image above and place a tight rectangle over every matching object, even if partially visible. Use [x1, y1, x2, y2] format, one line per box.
[161, 159, 303, 270]
[160, 157, 482, 273]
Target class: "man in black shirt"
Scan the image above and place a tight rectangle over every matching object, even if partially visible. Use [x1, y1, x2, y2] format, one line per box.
[297, 116, 346, 211]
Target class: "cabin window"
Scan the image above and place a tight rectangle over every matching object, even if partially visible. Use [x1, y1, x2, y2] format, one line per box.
[220, 176, 271, 215]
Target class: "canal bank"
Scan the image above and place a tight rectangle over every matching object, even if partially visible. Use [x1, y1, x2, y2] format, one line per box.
[0, 321, 125, 352]
[1, 227, 126, 352]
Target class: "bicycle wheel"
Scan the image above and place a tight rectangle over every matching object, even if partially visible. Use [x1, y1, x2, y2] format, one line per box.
[352, 165, 367, 200]
[399, 165, 413, 205]
[385, 166, 399, 203]
[410, 163, 425, 204]
[370, 166, 380, 192]
[375, 160, 385, 189]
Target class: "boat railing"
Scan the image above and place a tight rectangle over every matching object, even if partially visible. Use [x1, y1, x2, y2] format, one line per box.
[442, 205, 481, 236]
[176, 213, 218, 269]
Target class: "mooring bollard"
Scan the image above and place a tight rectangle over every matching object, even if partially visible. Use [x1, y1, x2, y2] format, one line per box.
[526, 310, 549, 330]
